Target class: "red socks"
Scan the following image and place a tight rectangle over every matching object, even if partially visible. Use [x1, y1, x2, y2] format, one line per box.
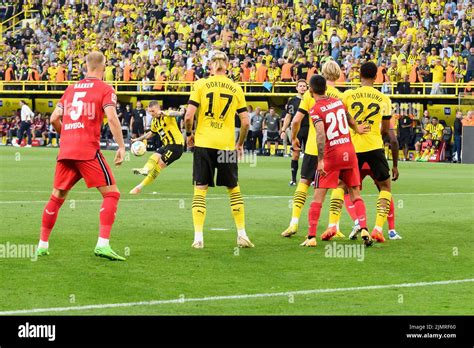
[40, 195, 65, 242]
[352, 198, 367, 229]
[99, 192, 120, 239]
[344, 194, 358, 222]
[387, 198, 395, 230]
[308, 202, 322, 237]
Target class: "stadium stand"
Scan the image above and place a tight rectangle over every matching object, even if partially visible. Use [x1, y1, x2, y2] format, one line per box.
[0, 0, 472, 91]
[0, 0, 473, 161]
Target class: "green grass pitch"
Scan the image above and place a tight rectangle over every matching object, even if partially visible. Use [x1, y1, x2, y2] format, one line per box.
[0, 147, 473, 315]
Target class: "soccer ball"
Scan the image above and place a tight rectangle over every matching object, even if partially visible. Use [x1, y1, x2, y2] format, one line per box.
[130, 141, 146, 156]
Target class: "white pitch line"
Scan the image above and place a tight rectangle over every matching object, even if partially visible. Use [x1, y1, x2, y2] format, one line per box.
[0, 192, 472, 204]
[0, 278, 472, 315]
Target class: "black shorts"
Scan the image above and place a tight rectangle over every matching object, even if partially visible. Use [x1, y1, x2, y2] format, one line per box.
[357, 149, 390, 182]
[300, 154, 318, 181]
[132, 122, 144, 135]
[430, 139, 441, 148]
[297, 126, 309, 151]
[193, 146, 238, 187]
[399, 132, 411, 147]
[266, 131, 280, 142]
[156, 144, 184, 166]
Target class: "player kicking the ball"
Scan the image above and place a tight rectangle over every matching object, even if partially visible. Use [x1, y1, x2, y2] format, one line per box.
[36, 51, 126, 261]
[129, 101, 184, 194]
[301, 75, 372, 247]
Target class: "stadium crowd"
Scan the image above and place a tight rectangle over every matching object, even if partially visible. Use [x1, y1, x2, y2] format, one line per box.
[0, 0, 473, 93]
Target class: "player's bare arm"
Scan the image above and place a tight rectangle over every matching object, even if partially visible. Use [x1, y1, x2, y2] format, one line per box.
[132, 130, 153, 143]
[290, 111, 304, 150]
[346, 112, 369, 134]
[184, 104, 197, 147]
[381, 119, 399, 181]
[104, 106, 125, 167]
[280, 113, 291, 139]
[237, 111, 249, 156]
[50, 106, 63, 134]
[315, 121, 326, 176]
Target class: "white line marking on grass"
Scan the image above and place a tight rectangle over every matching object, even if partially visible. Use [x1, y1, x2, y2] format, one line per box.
[1, 278, 472, 315]
[0, 192, 472, 204]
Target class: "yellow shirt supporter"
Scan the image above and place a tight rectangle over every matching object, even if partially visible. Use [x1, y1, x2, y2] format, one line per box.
[343, 86, 392, 153]
[424, 123, 444, 141]
[150, 114, 184, 146]
[295, 91, 319, 156]
[189, 75, 247, 151]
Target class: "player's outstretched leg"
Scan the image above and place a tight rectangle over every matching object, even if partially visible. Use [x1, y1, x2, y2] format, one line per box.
[281, 181, 309, 237]
[228, 185, 254, 248]
[371, 190, 392, 243]
[387, 198, 402, 240]
[36, 190, 67, 256]
[352, 197, 373, 247]
[345, 193, 362, 240]
[301, 201, 321, 247]
[94, 188, 125, 261]
[322, 187, 344, 240]
[130, 154, 163, 194]
[192, 186, 207, 248]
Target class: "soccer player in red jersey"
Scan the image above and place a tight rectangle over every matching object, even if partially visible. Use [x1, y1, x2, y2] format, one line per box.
[36, 51, 127, 261]
[300, 75, 373, 247]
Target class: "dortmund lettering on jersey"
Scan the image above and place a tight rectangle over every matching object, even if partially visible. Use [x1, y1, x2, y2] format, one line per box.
[150, 115, 184, 146]
[343, 86, 392, 153]
[189, 74, 247, 150]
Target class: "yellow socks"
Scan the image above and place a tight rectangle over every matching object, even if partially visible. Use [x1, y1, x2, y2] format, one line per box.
[192, 187, 207, 241]
[290, 182, 309, 226]
[328, 188, 344, 226]
[140, 166, 161, 187]
[375, 190, 392, 231]
[228, 186, 246, 236]
[144, 155, 159, 172]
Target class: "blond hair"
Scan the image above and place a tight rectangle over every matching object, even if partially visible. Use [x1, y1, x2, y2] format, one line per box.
[321, 60, 341, 82]
[86, 51, 106, 72]
[210, 51, 229, 73]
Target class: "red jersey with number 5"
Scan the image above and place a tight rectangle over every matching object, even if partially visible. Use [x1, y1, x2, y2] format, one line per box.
[57, 77, 116, 161]
[309, 96, 357, 170]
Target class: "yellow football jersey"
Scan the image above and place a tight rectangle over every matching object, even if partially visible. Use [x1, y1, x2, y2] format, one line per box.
[425, 123, 444, 141]
[326, 85, 344, 99]
[343, 86, 392, 153]
[297, 91, 318, 156]
[189, 75, 247, 150]
[150, 115, 184, 146]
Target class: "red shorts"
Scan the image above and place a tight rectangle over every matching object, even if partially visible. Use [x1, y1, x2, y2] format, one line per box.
[53, 151, 116, 190]
[315, 166, 361, 189]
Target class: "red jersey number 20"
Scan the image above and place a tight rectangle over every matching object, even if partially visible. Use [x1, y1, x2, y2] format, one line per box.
[325, 108, 349, 141]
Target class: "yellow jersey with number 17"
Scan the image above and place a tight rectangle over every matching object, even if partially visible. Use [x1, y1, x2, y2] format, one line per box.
[189, 74, 247, 150]
[342, 86, 392, 153]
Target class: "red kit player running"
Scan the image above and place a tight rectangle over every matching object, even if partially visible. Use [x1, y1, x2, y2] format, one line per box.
[36, 51, 127, 261]
[300, 75, 373, 248]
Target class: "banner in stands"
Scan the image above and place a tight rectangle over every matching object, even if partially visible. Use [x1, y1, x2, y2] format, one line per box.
[35, 99, 60, 114]
[0, 98, 32, 115]
[427, 105, 472, 126]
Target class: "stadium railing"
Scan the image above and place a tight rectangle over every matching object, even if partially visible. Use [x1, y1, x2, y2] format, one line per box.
[0, 9, 38, 39]
[0, 81, 472, 98]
